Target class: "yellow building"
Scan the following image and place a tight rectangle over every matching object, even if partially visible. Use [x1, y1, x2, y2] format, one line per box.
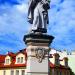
[0, 49, 72, 75]
[0, 49, 27, 75]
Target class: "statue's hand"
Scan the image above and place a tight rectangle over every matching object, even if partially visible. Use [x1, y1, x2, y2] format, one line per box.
[28, 18, 33, 24]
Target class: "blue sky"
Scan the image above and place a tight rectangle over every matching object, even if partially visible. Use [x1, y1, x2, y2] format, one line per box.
[0, 0, 75, 54]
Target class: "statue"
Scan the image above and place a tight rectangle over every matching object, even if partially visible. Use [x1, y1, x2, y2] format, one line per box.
[28, 0, 50, 33]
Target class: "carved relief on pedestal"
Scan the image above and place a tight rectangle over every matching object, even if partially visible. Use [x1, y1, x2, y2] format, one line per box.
[35, 48, 48, 63]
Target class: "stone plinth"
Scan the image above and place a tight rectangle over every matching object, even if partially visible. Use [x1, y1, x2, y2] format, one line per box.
[23, 33, 54, 75]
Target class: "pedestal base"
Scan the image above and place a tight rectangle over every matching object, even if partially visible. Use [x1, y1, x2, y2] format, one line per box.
[23, 33, 54, 75]
[25, 57, 48, 75]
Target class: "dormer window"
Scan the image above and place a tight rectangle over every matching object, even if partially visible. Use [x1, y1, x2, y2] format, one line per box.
[17, 57, 20, 63]
[6, 59, 10, 64]
[16, 53, 25, 64]
[21, 57, 23, 63]
[4, 55, 11, 65]
[16, 57, 24, 64]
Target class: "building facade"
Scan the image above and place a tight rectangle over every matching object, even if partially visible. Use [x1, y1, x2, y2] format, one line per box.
[0, 49, 27, 75]
[49, 53, 71, 75]
[0, 49, 71, 75]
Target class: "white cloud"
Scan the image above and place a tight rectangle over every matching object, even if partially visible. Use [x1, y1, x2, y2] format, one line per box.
[0, 0, 75, 54]
[48, 0, 75, 51]
[16, 3, 28, 14]
[0, 3, 29, 54]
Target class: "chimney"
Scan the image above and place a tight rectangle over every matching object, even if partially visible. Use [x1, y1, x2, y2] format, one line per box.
[63, 57, 68, 67]
[51, 53, 60, 65]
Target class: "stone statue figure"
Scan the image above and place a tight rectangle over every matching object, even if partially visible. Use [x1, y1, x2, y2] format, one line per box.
[28, 0, 50, 33]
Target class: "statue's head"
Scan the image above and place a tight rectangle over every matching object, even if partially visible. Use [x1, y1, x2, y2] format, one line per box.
[48, 0, 50, 3]
[42, 0, 50, 10]
[42, 0, 50, 3]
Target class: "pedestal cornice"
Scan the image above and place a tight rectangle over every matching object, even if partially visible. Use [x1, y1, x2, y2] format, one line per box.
[23, 33, 54, 46]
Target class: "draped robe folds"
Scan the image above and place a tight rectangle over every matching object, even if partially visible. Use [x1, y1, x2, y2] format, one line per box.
[28, 0, 50, 32]
[28, 0, 38, 24]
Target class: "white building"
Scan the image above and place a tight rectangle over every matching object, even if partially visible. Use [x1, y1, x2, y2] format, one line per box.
[50, 48, 75, 74]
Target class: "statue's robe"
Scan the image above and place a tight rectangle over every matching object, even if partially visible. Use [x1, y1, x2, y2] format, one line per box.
[28, 0, 39, 24]
[28, 0, 50, 32]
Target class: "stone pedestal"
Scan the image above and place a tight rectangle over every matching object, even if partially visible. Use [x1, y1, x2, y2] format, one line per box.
[23, 33, 54, 75]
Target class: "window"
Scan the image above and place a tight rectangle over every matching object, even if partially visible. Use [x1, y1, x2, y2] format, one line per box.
[6, 59, 10, 64]
[16, 70, 19, 75]
[3, 70, 6, 75]
[21, 70, 25, 75]
[11, 70, 14, 75]
[21, 57, 23, 63]
[17, 57, 24, 63]
[17, 58, 20, 63]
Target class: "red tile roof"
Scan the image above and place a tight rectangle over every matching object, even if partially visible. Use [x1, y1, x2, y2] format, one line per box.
[16, 49, 27, 57]
[7, 52, 16, 57]
[50, 62, 55, 68]
[0, 49, 27, 69]
[0, 63, 26, 68]
[0, 49, 70, 70]
[0, 55, 6, 63]
[49, 62, 70, 70]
